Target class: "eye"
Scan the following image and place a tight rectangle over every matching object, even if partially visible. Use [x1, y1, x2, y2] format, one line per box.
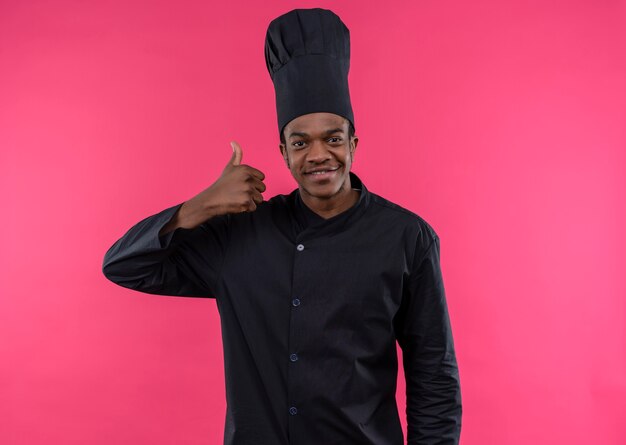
[328, 137, 342, 143]
[292, 141, 305, 148]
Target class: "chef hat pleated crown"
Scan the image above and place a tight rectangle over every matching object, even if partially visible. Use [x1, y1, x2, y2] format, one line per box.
[264, 8, 355, 139]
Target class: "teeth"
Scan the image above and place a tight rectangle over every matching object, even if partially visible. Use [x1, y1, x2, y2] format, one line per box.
[309, 168, 336, 175]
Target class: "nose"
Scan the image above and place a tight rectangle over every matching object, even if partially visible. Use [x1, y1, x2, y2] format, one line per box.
[306, 140, 331, 164]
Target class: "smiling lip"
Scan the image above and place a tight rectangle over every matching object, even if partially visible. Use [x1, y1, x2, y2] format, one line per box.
[304, 166, 340, 182]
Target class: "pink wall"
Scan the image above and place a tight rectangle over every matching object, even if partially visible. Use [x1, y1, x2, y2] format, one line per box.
[1, 1, 624, 444]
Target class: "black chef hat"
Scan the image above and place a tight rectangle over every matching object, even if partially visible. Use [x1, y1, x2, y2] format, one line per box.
[264, 8, 355, 139]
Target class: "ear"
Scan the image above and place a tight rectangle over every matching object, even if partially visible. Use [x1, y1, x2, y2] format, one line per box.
[279, 143, 290, 168]
[350, 136, 359, 160]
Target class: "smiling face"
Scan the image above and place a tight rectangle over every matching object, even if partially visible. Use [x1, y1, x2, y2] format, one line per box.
[279, 112, 358, 204]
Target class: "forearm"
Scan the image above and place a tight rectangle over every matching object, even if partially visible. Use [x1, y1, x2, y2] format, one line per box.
[405, 350, 462, 444]
[158, 198, 222, 236]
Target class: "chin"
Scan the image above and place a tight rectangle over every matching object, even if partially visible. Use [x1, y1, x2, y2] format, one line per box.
[298, 177, 346, 199]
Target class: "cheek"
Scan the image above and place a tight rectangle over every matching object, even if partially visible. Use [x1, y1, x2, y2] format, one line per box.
[344, 149, 353, 163]
[289, 153, 304, 169]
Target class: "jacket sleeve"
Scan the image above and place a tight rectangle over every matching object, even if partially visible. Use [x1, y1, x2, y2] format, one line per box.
[395, 232, 462, 444]
[102, 202, 230, 298]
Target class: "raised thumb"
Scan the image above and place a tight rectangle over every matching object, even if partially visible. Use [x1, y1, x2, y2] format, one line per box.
[230, 141, 243, 166]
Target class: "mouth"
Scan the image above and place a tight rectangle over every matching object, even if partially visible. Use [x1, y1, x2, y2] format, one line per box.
[304, 166, 340, 182]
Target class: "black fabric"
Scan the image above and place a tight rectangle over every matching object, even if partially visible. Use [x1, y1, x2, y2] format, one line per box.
[102, 171, 462, 444]
[265, 8, 355, 138]
[293, 181, 362, 231]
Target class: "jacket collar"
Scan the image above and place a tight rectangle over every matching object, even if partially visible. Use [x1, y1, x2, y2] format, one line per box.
[287, 170, 371, 241]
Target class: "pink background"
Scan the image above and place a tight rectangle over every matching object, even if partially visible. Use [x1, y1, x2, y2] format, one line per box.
[1, 1, 625, 444]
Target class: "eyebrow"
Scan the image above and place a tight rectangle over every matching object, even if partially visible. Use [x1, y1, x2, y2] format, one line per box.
[288, 128, 345, 139]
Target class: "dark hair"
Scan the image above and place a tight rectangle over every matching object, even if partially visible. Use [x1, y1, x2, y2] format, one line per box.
[280, 119, 356, 145]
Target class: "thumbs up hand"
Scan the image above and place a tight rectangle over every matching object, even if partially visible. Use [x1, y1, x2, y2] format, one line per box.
[211, 140, 266, 214]
[168, 141, 267, 232]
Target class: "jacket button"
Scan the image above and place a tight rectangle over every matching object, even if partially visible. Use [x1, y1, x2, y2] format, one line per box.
[290, 353, 298, 362]
[292, 298, 301, 307]
[289, 406, 298, 415]
[296, 244, 304, 251]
